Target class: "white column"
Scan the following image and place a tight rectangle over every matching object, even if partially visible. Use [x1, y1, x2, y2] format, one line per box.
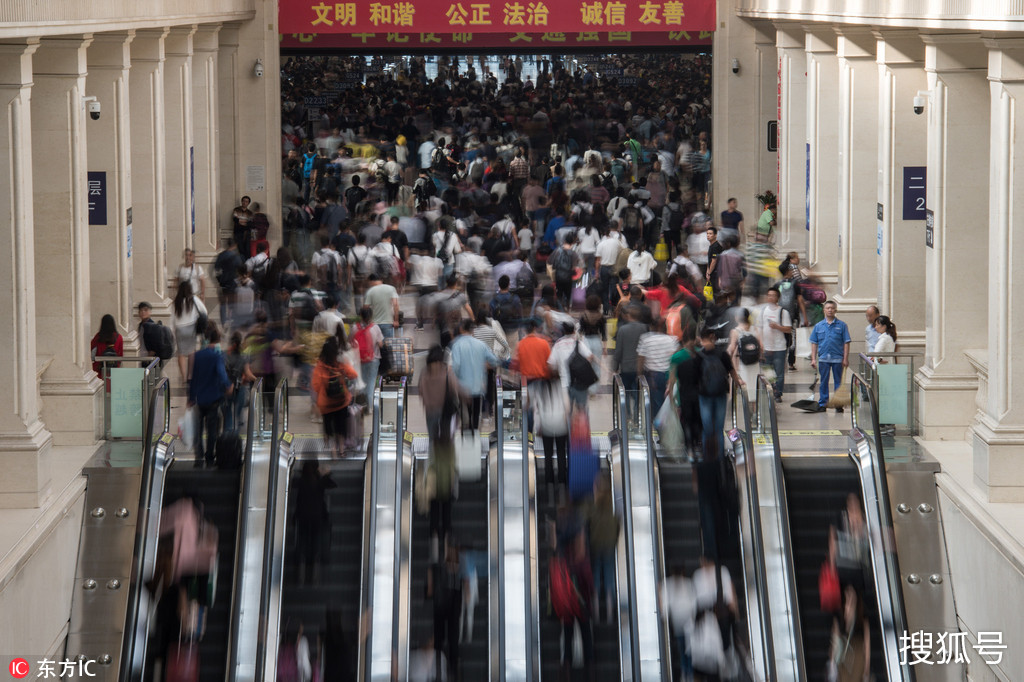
[776, 25, 807, 255]
[32, 35, 104, 446]
[0, 39, 53, 508]
[876, 31, 928, 352]
[192, 24, 221, 266]
[86, 31, 136, 349]
[805, 27, 840, 284]
[129, 28, 170, 316]
[711, 18, 777, 229]
[971, 39, 1024, 502]
[217, 24, 240, 241]
[835, 28, 879, 320]
[163, 25, 196, 282]
[916, 35, 990, 440]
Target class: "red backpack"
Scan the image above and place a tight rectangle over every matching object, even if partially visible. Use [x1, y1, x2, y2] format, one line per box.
[549, 555, 584, 623]
[353, 324, 376, 363]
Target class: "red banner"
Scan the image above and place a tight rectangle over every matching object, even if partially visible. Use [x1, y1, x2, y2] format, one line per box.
[279, 29, 713, 50]
[278, 0, 716, 35]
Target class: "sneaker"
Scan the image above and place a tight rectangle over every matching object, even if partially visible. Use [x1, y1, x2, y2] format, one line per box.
[789, 365, 797, 371]
[775, 395, 783, 403]
[835, 407, 844, 414]
[815, 405, 827, 413]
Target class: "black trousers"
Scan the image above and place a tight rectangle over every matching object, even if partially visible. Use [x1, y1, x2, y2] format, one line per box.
[543, 434, 568, 486]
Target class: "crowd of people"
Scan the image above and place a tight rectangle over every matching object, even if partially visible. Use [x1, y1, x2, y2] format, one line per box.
[106, 51, 908, 682]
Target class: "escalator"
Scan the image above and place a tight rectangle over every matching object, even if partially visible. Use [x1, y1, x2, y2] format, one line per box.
[752, 373, 912, 682]
[119, 379, 274, 682]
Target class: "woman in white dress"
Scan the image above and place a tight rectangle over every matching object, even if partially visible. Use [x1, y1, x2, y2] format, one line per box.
[171, 280, 207, 383]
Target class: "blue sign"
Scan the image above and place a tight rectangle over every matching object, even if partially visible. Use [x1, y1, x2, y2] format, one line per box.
[87, 171, 107, 225]
[902, 166, 926, 220]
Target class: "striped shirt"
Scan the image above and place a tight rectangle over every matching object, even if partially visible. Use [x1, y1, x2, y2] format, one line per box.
[637, 332, 680, 372]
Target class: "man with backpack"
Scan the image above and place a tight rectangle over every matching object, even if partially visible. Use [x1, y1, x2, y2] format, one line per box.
[413, 168, 438, 205]
[489, 275, 522, 338]
[548, 232, 581, 309]
[137, 301, 174, 367]
[213, 238, 243, 327]
[661, 190, 686, 259]
[301, 142, 318, 201]
[344, 174, 368, 216]
[696, 326, 745, 458]
[311, 235, 343, 301]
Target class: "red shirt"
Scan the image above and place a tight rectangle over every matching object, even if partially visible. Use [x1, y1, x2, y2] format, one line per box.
[515, 333, 552, 380]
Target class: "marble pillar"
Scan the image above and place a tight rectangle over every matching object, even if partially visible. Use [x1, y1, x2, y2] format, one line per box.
[875, 31, 928, 352]
[835, 28, 880, 319]
[775, 25, 808, 255]
[0, 39, 53, 507]
[162, 25, 196, 291]
[32, 36, 104, 446]
[916, 35, 990, 440]
[129, 28, 169, 317]
[805, 27, 840, 284]
[972, 39, 1024, 501]
[86, 31, 136, 348]
[191, 24, 222, 268]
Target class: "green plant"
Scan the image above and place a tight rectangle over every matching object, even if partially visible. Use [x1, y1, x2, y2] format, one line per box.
[755, 189, 777, 207]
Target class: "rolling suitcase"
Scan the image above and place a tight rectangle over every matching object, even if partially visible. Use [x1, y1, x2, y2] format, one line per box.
[215, 432, 243, 469]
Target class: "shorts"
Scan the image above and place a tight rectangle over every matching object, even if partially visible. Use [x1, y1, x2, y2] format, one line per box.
[322, 407, 348, 439]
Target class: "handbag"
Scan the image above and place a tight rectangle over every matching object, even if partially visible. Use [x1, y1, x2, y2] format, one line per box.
[455, 427, 482, 481]
[819, 560, 841, 613]
[568, 341, 599, 391]
[178, 407, 197, 451]
[654, 396, 684, 456]
[703, 282, 714, 302]
[534, 380, 569, 437]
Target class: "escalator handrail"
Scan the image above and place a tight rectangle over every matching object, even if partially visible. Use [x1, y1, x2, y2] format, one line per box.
[357, 377, 385, 681]
[756, 375, 807, 680]
[731, 378, 777, 681]
[225, 378, 264, 680]
[848, 371, 913, 682]
[636, 375, 672, 681]
[255, 379, 289, 679]
[393, 376, 411, 680]
[494, 375, 506, 681]
[521, 375, 541, 681]
[354, 376, 382, 679]
[611, 374, 642, 682]
[118, 377, 173, 682]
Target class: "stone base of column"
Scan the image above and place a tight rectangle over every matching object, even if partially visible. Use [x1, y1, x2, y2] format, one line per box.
[832, 292, 877, 315]
[915, 365, 979, 440]
[39, 374, 103, 446]
[972, 414, 1024, 502]
[0, 418, 53, 508]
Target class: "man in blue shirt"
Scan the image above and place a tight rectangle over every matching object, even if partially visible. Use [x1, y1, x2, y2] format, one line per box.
[188, 322, 232, 466]
[865, 305, 881, 352]
[449, 319, 499, 431]
[809, 300, 852, 412]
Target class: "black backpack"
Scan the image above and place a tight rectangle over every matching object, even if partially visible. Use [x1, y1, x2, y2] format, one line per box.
[550, 247, 575, 282]
[738, 333, 761, 365]
[665, 206, 686, 235]
[621, 206, 643, 234]
[251, 257, 272, 289]
[698, 349, 729, 396]
[151, 321, 175, 360]
[568, 341, 599, 391]
[490, 292, 519, 326]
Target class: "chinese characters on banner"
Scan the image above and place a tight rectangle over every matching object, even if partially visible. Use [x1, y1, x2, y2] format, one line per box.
[279, 0, 715, 34]
[279, 30, 712, 49]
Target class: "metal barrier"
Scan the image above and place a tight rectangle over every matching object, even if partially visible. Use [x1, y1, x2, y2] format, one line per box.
[857, 351, 923, 436]
[94, 356, 162, 440]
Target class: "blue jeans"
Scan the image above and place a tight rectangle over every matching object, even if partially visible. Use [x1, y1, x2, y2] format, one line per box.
[592, 550, 615, 602]
[765, 350, 787, 398]
[362, 359, 379, 407]
[379, 323, 394, 338]
[698, 393, 728, 458]
[645, 370, 668, 422]
[817, 361, 843, 407]
[222, 384, 248, 434]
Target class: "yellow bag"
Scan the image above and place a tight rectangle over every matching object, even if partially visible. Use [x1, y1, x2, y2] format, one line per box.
[654, 240, 669, 262]
[703, 283, 714, 302]
[607, 317, 618, 351]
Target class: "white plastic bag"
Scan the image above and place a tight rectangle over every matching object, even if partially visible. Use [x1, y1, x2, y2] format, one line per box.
[796, 327, 812, 359]
[654, 397, 684, 456]
[178, 407, 196, 451]
[455, 430, 482, 481]
[690, 611, 725, 675]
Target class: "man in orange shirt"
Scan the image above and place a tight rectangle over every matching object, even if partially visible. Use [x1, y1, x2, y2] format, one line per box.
[515, 318, 552, 436]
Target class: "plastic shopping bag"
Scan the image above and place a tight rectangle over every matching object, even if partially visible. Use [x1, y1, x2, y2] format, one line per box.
[654, 398, 684, 457]
[178, 407, 196, 451]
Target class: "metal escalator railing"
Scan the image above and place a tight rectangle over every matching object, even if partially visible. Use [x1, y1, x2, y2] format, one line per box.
[493, 376, 506, 681]
[752, 375, 806, 681]
[257, 380, 294, 680]
[728, 377, 776, 681]
[521, 377, 540, 682]
[358, 377, 412, 680]
[225, 379, 266, 681]
[119, 378, 174, 682]
[610, 375, 641, 681]
[635, 375, 672, 681]
[849, 371, 913, 682]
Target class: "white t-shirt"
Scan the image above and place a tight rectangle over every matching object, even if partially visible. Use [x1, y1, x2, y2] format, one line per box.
[627, 250, 657, 284]
[576, 228, 601, 255]
[177, 263, 205, 295]
[686, 231, 711, 265]
[409, 253, 444, 287]
[548, 335, 595, 390]
[692, 564, 735, 612]
[518, 227, 534, 252]
[760, 304, 792, 352]
[595, 236, 622, 266]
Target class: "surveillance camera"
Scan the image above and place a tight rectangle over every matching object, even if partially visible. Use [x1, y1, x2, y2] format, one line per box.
[913, 95, 925, 115]
[731, 58, 739, 75]
[254, 58, 264, 78]
[87, 100, 101, 120]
